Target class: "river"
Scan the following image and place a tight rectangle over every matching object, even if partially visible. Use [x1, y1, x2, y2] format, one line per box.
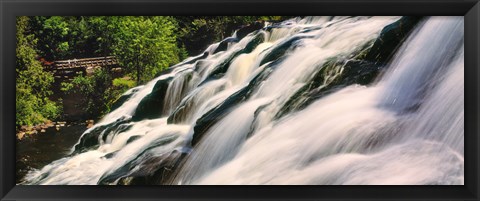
[16, 124, 86, 184]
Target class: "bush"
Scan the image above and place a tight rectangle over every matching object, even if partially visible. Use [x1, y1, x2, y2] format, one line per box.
[113, 77, 136, 89]
[61, 69, 114, 119]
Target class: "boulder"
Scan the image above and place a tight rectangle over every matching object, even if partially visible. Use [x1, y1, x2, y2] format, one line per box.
[365, 16, 423, 64]
[131, 77, 173, 121]
[213, 37, 239, 54]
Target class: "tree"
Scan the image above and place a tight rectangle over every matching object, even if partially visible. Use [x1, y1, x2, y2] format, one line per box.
[111, 16, 180, 84]
[16, 16, 60, 127]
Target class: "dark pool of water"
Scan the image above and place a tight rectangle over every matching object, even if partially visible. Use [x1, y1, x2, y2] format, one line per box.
[16, 124, 87, 184]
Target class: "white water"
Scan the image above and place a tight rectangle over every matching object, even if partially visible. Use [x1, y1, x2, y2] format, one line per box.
[22, 16, 464, 185]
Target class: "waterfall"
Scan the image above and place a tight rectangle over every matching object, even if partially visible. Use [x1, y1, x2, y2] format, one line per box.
[22, 16, 464, 185]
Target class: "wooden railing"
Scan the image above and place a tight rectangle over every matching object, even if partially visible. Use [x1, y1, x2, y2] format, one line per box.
[44, 56, 121, 79]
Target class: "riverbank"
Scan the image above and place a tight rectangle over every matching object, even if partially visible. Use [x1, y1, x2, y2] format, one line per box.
[16, 120, 94, 140]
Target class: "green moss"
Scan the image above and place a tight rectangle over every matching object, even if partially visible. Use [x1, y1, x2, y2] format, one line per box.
[113, 78, 136, 88]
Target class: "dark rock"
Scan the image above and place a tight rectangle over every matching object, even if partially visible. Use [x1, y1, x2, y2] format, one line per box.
[116, 151, 187, 185]
[98, 134, 181, 185]
[213, 37, 239, 54]
[259, 35, 314, 66]
[103, 151, 118, 159]
[110, 88, 140, 111]
[167, 83, 226, 124]
[131, 77, 173, 121]
[236, 21, 265, 40]
[365, 16, 423, 64]
[177, 52, 209, 67]
[276, 58, 383, 119]
[126, 135, 142, 144]
[198, 31, 265, 87]
[101, 123, 133, 143]
[72, 118, 131, 154]
[191, 87, 250, 146]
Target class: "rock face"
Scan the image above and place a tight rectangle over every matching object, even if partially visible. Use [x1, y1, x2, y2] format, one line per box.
[132, 78, 173, 121]
[365, 16, 423, 64]
[110, 88, 141, 112]
[73, 118, 131, 154]
[98, 135, 184, 185]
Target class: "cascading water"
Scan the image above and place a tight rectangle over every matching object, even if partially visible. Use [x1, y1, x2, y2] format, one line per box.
[21, 16, 464, 185]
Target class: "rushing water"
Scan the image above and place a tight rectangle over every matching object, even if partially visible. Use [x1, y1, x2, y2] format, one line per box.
[21, 16, 464, 185]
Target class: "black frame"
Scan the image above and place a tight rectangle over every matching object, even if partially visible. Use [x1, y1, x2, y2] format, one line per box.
[1, 0, 479, 200]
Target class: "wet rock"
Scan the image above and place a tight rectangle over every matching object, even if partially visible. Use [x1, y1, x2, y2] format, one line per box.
[176, 52, 209, 67]
[236, 21, 265, 39]
[213, 37, 239, 54]
[132, 77, 173, 121]
[86, 120, 94, 128]
[276, 57, 382, 119]
[98, 135, 181, 185]
[365, 16, 423, 64]
[259, 35, 314, 66]
[110, 92, 135, 112]
[126, 135, 142, 144]
[73, 118, 130, 154]
[17, 132, 26, 140]
[116, 151, 187, 185]
[200, 31, 265, 86]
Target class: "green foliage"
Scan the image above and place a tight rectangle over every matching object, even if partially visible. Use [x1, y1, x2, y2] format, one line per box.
[16, 16, 61, 126]
[61, 71, 139, 119]
[61, 69, 118, 119]
[111, 16, 181, 84]
[113, 78, 136, 89]
[30, 16, 73, 60]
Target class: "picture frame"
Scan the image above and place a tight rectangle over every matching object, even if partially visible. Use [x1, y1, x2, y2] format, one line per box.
[1, 0, 478, 200]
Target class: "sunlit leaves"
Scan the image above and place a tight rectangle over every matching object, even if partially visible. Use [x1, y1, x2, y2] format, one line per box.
[16, 16, 60, 126]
